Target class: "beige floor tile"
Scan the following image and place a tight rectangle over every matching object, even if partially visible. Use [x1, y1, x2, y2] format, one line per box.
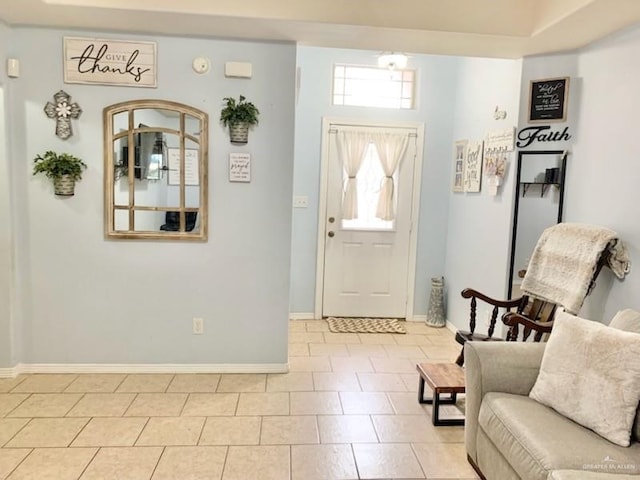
[216, 374, 266, 393]
[7, 448, 97, 480]
[0, 377, 27, 394]
[125, 393, 188, 417]
[317, 415, 378, 443]
[199, 416, 261, 445]
[313, 372, 361, 392]
[387, 392, 431, 415]
[339, 392, 394, 414]
[181, 393, 238, 416]
[426, 334, 458, 346]
[11, 375, 77, 393]
[288, 356, 331, 372]
[288, 321, 307, 332]
[370, 357, 417, 373]
[71, 417, 148, 447]
[384, 344, 428, 359]
[412, 443, 479, 478]
[405, 322, 440, 334]
[0, 394, 29, 417]
[64, 374, 126, 393]
[266, 372, 313, 392]
[329, 356, 374, 373]
[304, 320, 330, 332]
[0, 418, 30, 446]
[260, 415, 319, 444]
[393, 334, 434, 345]
[8, 394, 82, 418]
[421, 345, 461, 361]
[6, 418, 90, 448]
[289, 332, 325, 344]
[152, 446, 227, 480]
[66, 393, 136, 417]
[323, 332, 361, 344]
[288, 343, 309, 356]
[136, 416, 205, 446]
[358, 333, 398, 345]
[358, 373, 410, 392]
[79, 447, 163, 479]
[116, 374, 174, 393]
[371, 414, 434, 443]
[402, 373, 422, 392]
[236, 392, 289, 416]
[309, 343, 349, 356]
[0, 449, 31, 479]
[222, 445, 289, 480]
[290, 392, 342, 415]
[346, 344, 387, 357]
[291, 444, 358, 480]
[353, 443, 425, 479]
[167, 374, 220, 393]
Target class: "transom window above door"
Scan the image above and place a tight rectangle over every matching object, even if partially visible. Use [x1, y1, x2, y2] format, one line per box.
[332, 64, 415, 109]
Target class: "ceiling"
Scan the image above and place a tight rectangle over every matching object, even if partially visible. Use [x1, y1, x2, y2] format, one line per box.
[1, 0, 640, 58]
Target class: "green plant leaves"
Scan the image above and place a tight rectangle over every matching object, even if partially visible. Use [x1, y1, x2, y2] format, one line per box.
[33, 150, 87, 181]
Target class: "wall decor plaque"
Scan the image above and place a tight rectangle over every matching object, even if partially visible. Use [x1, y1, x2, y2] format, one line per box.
[528, 77, 569, 123]
[63, 37, 157, 88]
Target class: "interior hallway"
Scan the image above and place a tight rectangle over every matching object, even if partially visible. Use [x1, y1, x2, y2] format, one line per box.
[0, 320, 477, 479]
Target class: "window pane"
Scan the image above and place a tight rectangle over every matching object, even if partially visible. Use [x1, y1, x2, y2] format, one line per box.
[332, 64, 415, 110]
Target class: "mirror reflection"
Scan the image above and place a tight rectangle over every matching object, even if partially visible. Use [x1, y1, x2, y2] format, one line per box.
[508, 150, 567, 298]
[104, 100, 208, 240]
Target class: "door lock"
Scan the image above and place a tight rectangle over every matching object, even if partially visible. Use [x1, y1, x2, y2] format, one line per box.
[328, 231, 335, 238]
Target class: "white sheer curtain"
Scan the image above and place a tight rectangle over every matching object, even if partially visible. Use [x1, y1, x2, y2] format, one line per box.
[336, 131, 369, 220]
[371, 132, 409, 221]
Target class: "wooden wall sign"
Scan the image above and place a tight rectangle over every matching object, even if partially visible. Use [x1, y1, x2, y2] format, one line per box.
[63, 37, 157, 88]
[528, 77, 569, 123]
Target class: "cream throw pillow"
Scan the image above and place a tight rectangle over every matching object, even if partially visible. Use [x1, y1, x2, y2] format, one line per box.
[530, 311, 640, 447]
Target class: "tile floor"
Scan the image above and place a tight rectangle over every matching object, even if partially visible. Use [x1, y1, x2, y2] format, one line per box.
[0, 320, 478, 479]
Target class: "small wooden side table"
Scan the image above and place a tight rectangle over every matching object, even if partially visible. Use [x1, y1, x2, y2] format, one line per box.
[416, 362, 466, 426]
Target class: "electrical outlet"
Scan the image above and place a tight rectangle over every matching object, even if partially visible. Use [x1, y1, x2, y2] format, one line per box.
[193, 317, 204, 335]
[293, 195, 309, 208]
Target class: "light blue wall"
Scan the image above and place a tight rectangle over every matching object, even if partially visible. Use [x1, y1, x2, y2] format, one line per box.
[291, 46, 460, 316]
[5, 27, 295, 366]
[0, 21, 15, 367]
[443, 57, 523, 332]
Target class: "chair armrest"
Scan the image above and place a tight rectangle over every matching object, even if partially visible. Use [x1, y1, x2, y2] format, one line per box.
[461, 288, 523, 308]
[503, 311, 553, 341]
[464, 341, 546, 463]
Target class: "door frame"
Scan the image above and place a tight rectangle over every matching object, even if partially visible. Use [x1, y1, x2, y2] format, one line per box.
[314, 117, 425, 320]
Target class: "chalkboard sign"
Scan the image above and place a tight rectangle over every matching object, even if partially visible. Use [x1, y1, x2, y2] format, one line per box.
[528, 77, 569, 123]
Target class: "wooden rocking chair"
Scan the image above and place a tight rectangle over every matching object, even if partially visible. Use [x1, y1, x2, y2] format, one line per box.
[454, 223, 628, 366]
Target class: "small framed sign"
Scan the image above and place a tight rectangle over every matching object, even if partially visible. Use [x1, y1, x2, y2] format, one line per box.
[168, 148, 199, 186]
[63, 37, 157, 88]
[528, 77, 569, 123]
[229, 153, 251, 182]
[452, 140, 468, 193]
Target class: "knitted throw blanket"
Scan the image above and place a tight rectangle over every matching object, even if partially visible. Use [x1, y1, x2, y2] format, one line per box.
[521, 223, 631, 314]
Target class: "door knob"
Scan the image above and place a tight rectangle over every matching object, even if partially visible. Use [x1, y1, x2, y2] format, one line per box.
[328, 217, 335, 223]
[328, 231, 335, 238]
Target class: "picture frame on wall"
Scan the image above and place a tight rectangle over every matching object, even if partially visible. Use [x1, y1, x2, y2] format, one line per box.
[463, 140, 483, 193]
[528, 77, 569, 123]
[452, 140, 468, 192]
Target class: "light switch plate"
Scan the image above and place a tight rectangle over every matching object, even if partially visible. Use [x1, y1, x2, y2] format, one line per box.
[293, 196, 309, 208]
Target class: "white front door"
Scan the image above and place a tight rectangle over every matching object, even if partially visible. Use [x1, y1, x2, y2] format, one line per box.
[319, 120, 422, 318]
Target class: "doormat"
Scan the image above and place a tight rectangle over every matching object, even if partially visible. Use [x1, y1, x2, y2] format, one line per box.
[326, 317, 406, 334]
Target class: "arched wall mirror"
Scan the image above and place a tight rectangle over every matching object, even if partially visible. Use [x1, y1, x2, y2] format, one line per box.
[104, 100, 208, 241]
[507, 150, 568, 298]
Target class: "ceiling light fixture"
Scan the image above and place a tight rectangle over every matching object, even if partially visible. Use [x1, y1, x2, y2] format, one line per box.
[377, 52, 408, 70]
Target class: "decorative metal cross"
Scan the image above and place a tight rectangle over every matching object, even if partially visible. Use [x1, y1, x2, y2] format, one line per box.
[44, 90, 82, 140]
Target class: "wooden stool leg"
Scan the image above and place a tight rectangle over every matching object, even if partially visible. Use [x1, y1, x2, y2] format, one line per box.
[418, 376, 427, 404]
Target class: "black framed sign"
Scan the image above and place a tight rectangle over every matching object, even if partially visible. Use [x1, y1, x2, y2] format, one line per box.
[528, 77, 569, 123]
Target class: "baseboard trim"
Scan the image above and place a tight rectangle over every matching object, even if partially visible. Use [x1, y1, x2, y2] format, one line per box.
[410, 315, 426, 323]
[289, 312, 316, 320]
[0, 363, 289, 377]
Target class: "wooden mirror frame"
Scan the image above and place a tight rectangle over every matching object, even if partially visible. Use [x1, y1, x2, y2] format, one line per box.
[104, 99, 208, 241]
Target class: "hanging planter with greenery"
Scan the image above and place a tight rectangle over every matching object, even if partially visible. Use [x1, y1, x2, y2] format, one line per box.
[33, 150, 87, 196]
[220, 95, 260, 145]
